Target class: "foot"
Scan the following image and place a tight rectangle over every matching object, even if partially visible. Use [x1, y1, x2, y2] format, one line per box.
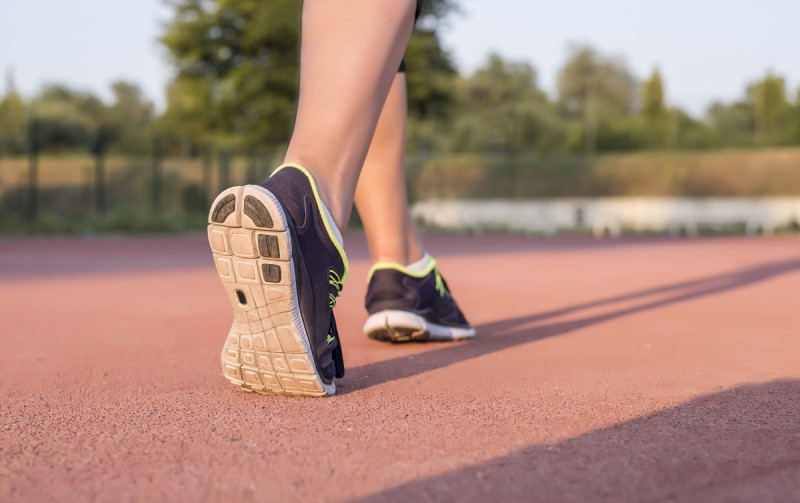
[362, 256, 475, 342]
[207, 163, 348, 396]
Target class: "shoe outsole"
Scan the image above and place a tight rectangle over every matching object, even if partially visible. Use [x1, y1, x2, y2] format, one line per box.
[208, 185, 335, 397]
[363, 310, 476, 343]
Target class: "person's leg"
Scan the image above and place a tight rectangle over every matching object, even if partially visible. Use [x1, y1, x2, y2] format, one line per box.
[354, 73, 475, 343]
[284, 0, 417, 231]
[209, 0, 418, 397]
[354, 73, 425, 265]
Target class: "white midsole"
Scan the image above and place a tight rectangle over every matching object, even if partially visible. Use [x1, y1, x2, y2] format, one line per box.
[363, 310, 476, 341]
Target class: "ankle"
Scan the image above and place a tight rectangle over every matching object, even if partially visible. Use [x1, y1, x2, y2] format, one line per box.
[404, 252, 432, 272]
[373, 249, 426, 267]
[315, 184, 351, 233]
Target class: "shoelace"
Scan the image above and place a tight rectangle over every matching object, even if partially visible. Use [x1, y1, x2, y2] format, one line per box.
[328, 269, 344, 308]
[327, 268, 346, 378]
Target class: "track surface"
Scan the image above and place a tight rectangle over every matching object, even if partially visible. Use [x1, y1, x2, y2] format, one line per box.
[2, 234, 799, 502]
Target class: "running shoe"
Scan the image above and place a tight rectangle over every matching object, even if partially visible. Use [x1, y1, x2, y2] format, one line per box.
[363, 257, 475, 342]
[207, 163, 348, 397]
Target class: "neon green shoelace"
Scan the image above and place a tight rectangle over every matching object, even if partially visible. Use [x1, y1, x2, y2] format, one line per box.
[328, 269, 344, 308]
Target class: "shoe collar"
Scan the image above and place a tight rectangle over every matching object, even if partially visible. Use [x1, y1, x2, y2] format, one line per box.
[366, 256, 438, 284]
[272, 162, 350, 283]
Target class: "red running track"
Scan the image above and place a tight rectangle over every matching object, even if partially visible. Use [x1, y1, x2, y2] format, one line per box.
[1, 234, 799, 502]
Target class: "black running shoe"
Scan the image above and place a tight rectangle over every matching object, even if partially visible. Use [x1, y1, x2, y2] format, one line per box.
[207, 163, 348, 397]
[363, 258, 475, 342]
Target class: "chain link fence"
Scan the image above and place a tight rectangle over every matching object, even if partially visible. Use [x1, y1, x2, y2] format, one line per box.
[0, 143, 284, 234]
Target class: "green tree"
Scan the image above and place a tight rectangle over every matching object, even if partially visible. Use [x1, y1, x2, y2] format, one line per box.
[417, 0, 460, 20]
[106, 81, 155, 154]
[161, 0, 459, 150]
[156, 79, 208, 157]
[450, 54, 566, 155]
[161, 0, 302, 149]
[404, 28, 458, 120]
[405, 0, 459, 119]
[29, 84, 106, 152]
[557, 45, 638, 153]
[789, 88, 800, 145]
[0, 70, 27, 156]
[749, 72, 788, 144]
[706, 100, 754, 147]
[641, 68, 667, 148]
[557, 45, 637, 116]
[669, 107, 716, 149]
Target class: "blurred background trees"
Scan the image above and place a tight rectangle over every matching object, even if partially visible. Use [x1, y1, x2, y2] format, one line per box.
[641, 69, 667, 149]
[0, 71, 26, 156]
[1, 0, 799, 158]
[448, 54, 565, 155]
[3, 0, 800, 232]
[0, 76, 154, 156]
[160, 0, 302, 153]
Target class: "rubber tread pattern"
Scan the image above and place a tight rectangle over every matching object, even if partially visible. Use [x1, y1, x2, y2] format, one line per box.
[262, 264, 282, 283]
[244, 195, 274, 228]
[211, 194, 236, 223]
[208, 185, 333, 397]
[258, 234, 280, 258]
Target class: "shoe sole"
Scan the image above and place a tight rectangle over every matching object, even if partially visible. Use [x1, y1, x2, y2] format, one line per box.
[363, 310, 476, 343]
[208, 185, 335, 397]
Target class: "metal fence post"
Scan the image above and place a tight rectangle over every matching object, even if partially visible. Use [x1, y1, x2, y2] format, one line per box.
[202, 143, 212, 207]
[27, 118, 39, 221]
[246, 148, 258, 183]
[218, 150, 230, 192]
[92, 127, 107, 214]
[152, 135, 162, 213]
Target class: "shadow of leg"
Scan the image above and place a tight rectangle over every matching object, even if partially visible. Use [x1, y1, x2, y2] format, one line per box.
[358, 380, 800, 502]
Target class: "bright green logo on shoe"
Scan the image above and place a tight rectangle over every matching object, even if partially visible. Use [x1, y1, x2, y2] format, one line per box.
[434, 269, 450, 298]
[326, 334, 336, 345]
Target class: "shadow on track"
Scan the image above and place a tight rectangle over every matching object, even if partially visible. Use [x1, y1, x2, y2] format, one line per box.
[340, 258, 800, 393]
[344, 234, 676, 261]
[355, 380, 800, 502]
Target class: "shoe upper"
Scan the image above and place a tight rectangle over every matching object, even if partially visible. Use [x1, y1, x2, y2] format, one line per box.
[262, 164, 348, 384]
[365, 259, 471, 329]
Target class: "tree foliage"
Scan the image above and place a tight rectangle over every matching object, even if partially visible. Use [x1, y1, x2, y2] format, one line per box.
[0, 71, 27, 155]
[449, 54, 565, 154]
[558, 45, 637, 117]
[5, 2, 800, 158]
[641, 69, 667, 148]
[105, 81, 155, 153]
[30, 85, 106, 151]
[749, 72, 791, 144]
[0, 78, 155, 155]
[161, 0, 302, 149]
[160, 0, 459, 149]
[556, 45, 639, 153]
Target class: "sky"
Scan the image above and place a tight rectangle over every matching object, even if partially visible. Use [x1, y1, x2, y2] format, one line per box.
[1, 0, 799, 116]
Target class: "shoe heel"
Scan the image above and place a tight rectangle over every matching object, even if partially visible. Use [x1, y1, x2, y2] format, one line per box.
[208, 185, 333, 397]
